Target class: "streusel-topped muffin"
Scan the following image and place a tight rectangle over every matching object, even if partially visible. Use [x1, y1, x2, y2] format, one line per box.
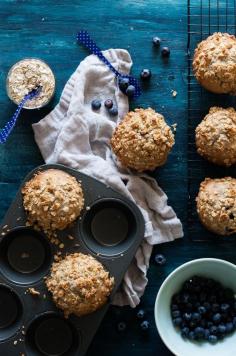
[46, 253, 114, 317]
[110, 108, 175, 172]
[196, 107, 236, 166]
[193, 32, 236, 94]
[196, 177, 236, 235]
[22, 169, 84, 232]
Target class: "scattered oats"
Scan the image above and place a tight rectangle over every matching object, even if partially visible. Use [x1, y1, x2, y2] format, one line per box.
[54, 255, 60, 261]
[171, 90, 178, 97]
[172, 123, 177, 132]
[74, 243, 80, 247]
[7, 58, 55, 109]
[96, 253, 100, 256]
[120, 254, 124, 257]
[1, 232, 6, 236]
[28, 288, 40, 296]
[19, 338, 23, 342]
[43, 294, 46, 299]
[130, 26, 134, 30]
[59, 243, 64, 249]
[41, 17, 45, 21]
[57, 251, 62, 255]
[13, 340, 17, 345]
[2, 224, 8, 229]
[86, 206, 90, 211]
[21, 331, 25, 335]
[25, 221, 30, 227]
[68, 235, 74, 240]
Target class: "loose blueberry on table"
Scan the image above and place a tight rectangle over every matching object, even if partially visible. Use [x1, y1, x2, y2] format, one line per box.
[104, 99, 113, 109]
[152, 36, 161, 47]
[140, 69, 152, 80]
[91, 99, 102, 110]
[154, 254, 166, 265]
[126, 85, 136, 97]
[118, 77, 130, 91]
[170, 275, 236, 344]
[161, 46, 170, 58]
[108, 106, 118, 116]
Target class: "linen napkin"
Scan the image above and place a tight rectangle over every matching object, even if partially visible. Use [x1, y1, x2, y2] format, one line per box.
[32, 49, 183, 307]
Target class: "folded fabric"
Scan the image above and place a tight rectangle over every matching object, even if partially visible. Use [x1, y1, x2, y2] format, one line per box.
[32, 49, 183, 307]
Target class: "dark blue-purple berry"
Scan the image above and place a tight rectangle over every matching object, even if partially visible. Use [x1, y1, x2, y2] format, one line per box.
[181, 327, 189, 338]
[172, 310, 181, 318]
[198, 306, 206, 315]
[171, 304, 178, 311]
[173, 317, 182, 327]
[152, 36, 161, 47]
[221, 304, 230, 313]
[104, 99, 113, 109]
[204, 329, 210, 340]
[140, 320, 149, 331]
[226, 322, 234, 333]
[212, 313, 221, 324]
[91, 99, 101, 110]
[218, 324, 226, 334]
[154, 254, 166, 266]
[194, 327, 205, 338]
[161, 46, 170, 57]
[117, 322, 126, 332]
[210, 325, 218, 335]
[108, 106, 118, 116]
[192, 312, 201, 322]
[140, 69, 152, 80]
[126, 85, 136, 97]
[118, 77, 130, 91]
[188, 331, 196, 340]
[208, 335, 218, 344]
[137, 309, 145, 319]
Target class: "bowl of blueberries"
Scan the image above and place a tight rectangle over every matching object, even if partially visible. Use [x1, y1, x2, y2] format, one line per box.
[154, 258, 236, 356]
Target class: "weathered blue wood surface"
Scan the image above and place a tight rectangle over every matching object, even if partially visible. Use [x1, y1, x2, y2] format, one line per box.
[0, 0, 235, 355]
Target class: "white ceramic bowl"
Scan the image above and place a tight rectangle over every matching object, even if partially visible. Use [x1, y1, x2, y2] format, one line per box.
[154, 258, 236, 356]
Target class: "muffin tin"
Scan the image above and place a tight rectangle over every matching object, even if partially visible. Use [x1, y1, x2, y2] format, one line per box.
[0, 163, 145, 356]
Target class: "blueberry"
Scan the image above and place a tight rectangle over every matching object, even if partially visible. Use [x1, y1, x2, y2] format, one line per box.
[194, 327, 205, 339]
[203, 302, 211, 311]
[221, 304, 230, 313]
[226, 322, 234, 333]
[152, 36, 161, 47]
[171, 304, 178, 311]
[126, 85, 136, 97]
[210, 325, 218, 335]
[172, 310, 181, 318]
[183, 313, 192, 322]
[181, 327, 189, 338]
[192, 313, 201, 322]
[233, 317, 236, 327]
[117, 322, 126, 332]
[118, 77, 129, 91]
[104, 99, 113, 109]
[211, 304, 220, 313]
[91, 99, 101, 110]
[140, 320, 149, 331]
[154, 254, 166, 266]
[212, 313, 221, 324]
[188, 331, 196, 340]
[173, 317, 182, 327]
[140, 69, 152, 80]
[207, 321, 214, 328]
[136, 309, 145, 319]
[204, 329, 210, 340]
[198, 306, 206, 315]
[189, 321, 197, 329]
[161, 46, 170, 57]
[108, 106, 118, 116]
[218, 324, 226, 334]
[208, 335, 218, 344]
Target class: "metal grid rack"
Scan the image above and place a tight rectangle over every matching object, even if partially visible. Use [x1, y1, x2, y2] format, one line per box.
[187, 0, 236, 241]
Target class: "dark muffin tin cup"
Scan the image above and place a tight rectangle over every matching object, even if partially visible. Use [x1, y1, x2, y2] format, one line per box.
[0, 164, 145, 356]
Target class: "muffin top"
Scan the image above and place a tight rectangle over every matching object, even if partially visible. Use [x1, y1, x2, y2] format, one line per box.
[193, 32, 236, 94]
[46, 253, 114, 317]
[22, 169, 84, 232]
[110, 108, 174, 172]
[195, 107, 236, 166]
[196, 177, 236, 235]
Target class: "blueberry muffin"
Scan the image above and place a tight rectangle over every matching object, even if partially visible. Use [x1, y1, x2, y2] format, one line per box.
[46, 253, 114, 317]
[110, 108, 175, 172]
[22, 169, 84, 232]
[196, 177, 236, 235]
[193, 32, 236, 94]
[195, 107, 236, 166]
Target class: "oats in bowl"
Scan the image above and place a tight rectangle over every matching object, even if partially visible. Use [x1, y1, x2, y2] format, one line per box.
[6, 58, 55, 109]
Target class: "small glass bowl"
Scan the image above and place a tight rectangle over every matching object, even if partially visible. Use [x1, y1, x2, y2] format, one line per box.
[6, 58, 56, 110]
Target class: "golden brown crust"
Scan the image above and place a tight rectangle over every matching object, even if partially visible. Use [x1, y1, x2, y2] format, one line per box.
[196, 177, 236, 235]
[22, 169, 84, 232]
[195, 107, 236, 166]
[45, 253, 114, 317]
[193, 33, 236, 94]
[110, 108, 175, 172]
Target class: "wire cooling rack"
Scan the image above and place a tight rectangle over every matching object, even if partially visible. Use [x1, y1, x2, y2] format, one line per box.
[187, 0, 236, 241]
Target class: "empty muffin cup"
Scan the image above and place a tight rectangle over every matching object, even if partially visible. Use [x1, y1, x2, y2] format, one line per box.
[80, 198, 137, 256]
[26, 312, 79, 356]
[0, 227, 52, 284]
[0, 285, 23, 341]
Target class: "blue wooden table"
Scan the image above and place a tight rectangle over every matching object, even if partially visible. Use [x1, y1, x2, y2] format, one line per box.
[0, 1, 236, 355]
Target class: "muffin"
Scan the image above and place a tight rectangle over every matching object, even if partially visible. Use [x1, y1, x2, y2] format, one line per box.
[196, 107, 236, 166]
[110, 108, 175, 172]
[22, 169, 84, 232]
[196, 177, 236, 235]
[46, 253, 114, 317]
[193, 32, 236, 94]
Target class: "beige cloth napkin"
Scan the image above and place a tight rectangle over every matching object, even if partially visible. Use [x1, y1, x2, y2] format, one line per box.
[32, 49, 183, 307]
